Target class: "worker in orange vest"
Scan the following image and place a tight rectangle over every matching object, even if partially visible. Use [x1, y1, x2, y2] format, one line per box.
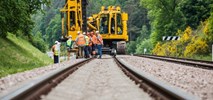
[87, 32, 93, 57]
[96, 31, 103, 59]
[75, 31, 86, 58]
[91, 30, 97, 58]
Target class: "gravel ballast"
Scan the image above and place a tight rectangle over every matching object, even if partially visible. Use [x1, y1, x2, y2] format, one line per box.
[0, 57, 84, 98]
[117, 55, 213, 100]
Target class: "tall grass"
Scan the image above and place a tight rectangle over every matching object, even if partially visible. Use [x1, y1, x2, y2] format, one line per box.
[0, 34, 52, 78]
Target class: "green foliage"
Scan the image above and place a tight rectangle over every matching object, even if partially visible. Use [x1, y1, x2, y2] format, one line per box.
[140, 0, 185, 44]
[32, 0, 63, 48]
[205, 11, 213, 44]
[140, 0, 213, 60]
[179, 0, 213, 29]
[30, 32, 47, 53]
[124, 0, 150, 41]
[135, 39, 153, 54]
[138, 25, 150, 41]
[87, 0, 127, 15]
[0, 34, 52, 78]
[126, 41, 137, 54]
[150, 31, 159, 45]
[128, 25, 153, 54]
[0, 0, 50, 37]
[14, 30, 48, 53]
[45, 14, 62, 48]
[152, 24, 211, 60]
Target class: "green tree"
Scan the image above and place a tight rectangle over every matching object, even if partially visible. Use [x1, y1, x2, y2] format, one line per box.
[32, 0, 64, 49]
[138, 25, 150, 40]
[126, 41, 137, 54]
[0, 0, 50, 37]
[87, 0, 127, 16]
[205, 11, 213, 45]
[136, 39, 153, 54]
[45, 14, 62, 48]
[30, 31, 47, 53]
[179, 0, 213, 29]
[124, 0, 150, 41]
[140, 0, 185, 44]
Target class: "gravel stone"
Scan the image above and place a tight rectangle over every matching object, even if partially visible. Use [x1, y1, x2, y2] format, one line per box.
[117, 55, 213, 100]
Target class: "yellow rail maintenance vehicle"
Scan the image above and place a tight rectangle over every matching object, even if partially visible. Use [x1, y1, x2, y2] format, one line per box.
[88, 6, 128, 55]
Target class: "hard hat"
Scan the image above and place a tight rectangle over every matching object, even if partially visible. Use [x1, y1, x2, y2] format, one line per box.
[68, 35, 72, 38]
[77, 31, 81, 34]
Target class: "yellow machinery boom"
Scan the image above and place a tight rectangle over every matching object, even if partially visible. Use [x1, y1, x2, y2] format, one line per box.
[60, 0, 87, 41]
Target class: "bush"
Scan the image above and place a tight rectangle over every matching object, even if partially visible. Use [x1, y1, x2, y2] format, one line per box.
[152, 25, 210, 58]
[29, 31, 47, 53]
[135, 39, 153, 54]
[126, 41, 137, 54]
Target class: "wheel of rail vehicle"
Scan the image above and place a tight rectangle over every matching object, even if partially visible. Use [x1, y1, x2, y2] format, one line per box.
[116, 41, 126, 55]
[111, 48, 117, 57]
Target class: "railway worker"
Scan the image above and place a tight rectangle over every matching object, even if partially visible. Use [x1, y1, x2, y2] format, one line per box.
[87, 32, 93, 57]
[83, 32, 90, 58]
[52, 41, 59, 63]
[91, 30, 97, 58]
[96, 31, 103, 59]
[117, 25, 122, 34]
[101, 17, 108, 33]
[75, 31, 86, 58]
[66, 35, 74, 60]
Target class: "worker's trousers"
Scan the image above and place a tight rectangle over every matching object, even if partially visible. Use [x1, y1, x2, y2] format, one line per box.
[84, 45, 89, 58]
[97, 44, 102, 58]
[78, 46, 84, 58]
[54, 55, 59, 63]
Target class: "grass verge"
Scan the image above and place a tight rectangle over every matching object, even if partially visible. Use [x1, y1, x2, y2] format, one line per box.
[0, 34, 52, 78]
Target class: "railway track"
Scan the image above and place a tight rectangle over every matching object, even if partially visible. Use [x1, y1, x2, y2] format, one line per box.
[1, 55, 199, 100]
[135, 54, 213, 69]
[114, 57, 198, 100]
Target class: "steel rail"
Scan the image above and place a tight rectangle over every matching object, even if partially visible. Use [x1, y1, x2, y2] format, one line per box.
[135, 54, 213, 69]
[114, 56, 200, 100]
[1, 58, 94, 100]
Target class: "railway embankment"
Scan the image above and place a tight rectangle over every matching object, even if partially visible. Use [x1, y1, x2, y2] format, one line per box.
[0, 34, 52, 78]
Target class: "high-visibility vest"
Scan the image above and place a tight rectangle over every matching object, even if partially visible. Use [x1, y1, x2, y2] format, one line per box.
[104, 21, 107, 25]
[66, 39, 73, 48]
[92, 35, 97, 44]
[118, 27, 122, 34]
[52, 45, 59, 56]
[97, 34, 103, 45]
[85, 36, 89, 46]
[76, 34, 86, 46]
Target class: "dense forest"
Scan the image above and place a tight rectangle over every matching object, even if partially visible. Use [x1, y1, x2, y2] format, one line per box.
[0, 0, 213, 60]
